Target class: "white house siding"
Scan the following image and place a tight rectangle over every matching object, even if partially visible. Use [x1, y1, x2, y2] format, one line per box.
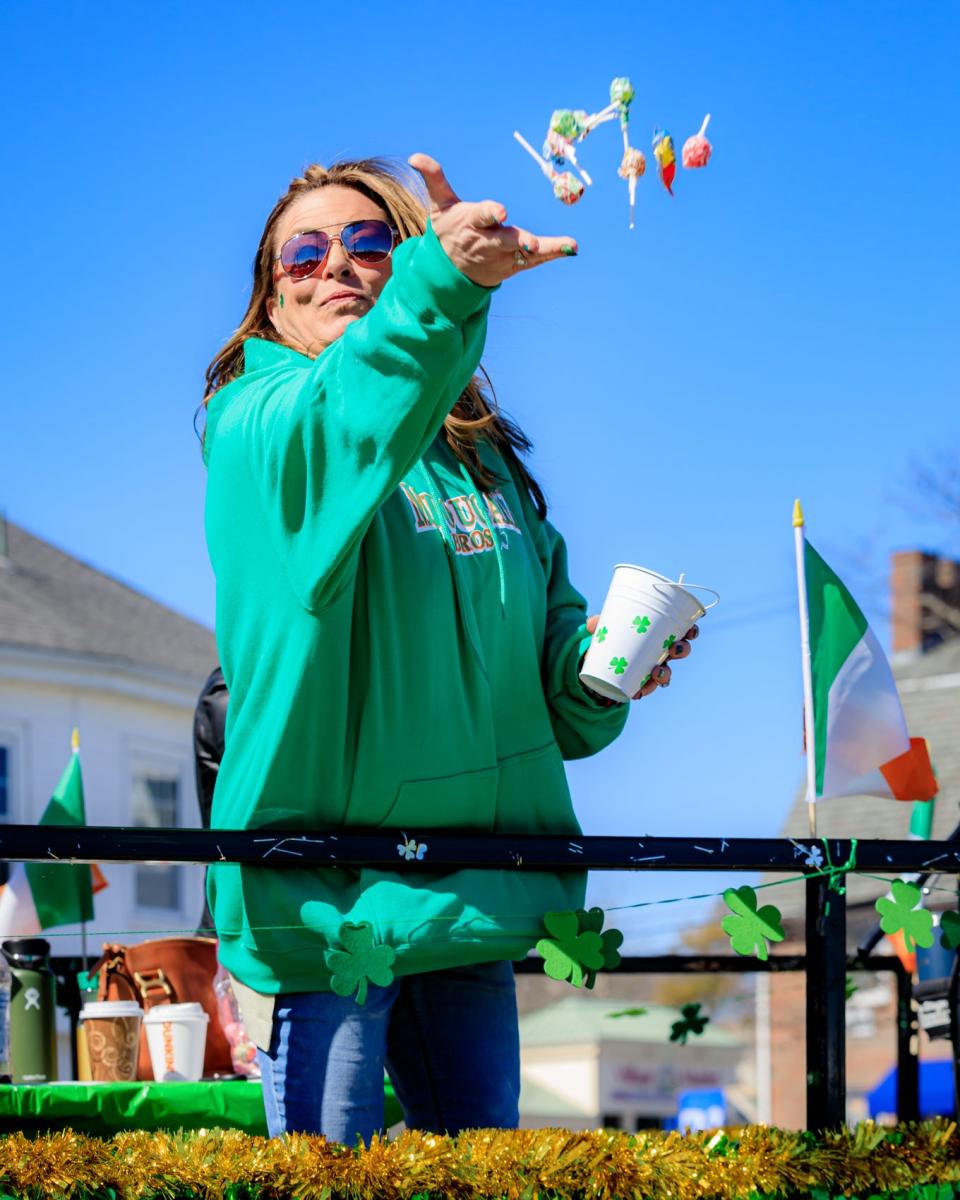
[0, 646, 208, 959]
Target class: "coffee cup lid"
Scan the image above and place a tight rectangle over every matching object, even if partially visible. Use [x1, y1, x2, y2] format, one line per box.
[80, 1001, 143, 1018]
[143, 1002, 209, 1022]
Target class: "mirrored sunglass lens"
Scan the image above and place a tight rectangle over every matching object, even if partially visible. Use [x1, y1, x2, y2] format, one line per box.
[343, 221, 393, 262]
[282, 234, 328, 278]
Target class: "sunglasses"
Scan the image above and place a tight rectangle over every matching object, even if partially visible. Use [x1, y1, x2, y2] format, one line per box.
[275, 219, 398, 281]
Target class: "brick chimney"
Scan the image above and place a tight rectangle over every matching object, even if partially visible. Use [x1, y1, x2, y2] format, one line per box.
[891, 550, 960, 654]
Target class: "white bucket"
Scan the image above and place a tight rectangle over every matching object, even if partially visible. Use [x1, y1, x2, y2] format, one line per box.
[579, 564, 719, 702]
[143, 1002, 209, 1082]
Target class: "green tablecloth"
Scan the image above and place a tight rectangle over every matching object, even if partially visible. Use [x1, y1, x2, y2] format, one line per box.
[0, 1080, 404, 1135]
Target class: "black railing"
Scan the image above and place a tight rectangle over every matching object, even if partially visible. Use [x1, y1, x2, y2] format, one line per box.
[7, 826, 960, 1129]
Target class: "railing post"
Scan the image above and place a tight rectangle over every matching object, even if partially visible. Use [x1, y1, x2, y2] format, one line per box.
[894, 959, 919, 1121]
[806, 874, 846, 1128]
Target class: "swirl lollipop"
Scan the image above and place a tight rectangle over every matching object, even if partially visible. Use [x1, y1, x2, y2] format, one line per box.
[513, 131, 585, 205]
[652, 127, 676, 196]
[618, 146, 646, 228]
[682, 113, 713, 168]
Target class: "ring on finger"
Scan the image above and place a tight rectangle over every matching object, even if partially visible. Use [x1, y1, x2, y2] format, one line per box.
[513, 249, 527, 267]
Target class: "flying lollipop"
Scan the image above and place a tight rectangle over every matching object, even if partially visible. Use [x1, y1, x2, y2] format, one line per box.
[544, 127, 593, 186]
[513, 130, 585, 205]
[618, 146, 646, 228]
[609, 76, 635, 154]
[652, 127, 676, 195]
[682, 113, 713, 168]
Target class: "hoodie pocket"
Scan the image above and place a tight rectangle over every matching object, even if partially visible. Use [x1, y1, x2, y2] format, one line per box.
[495, 743, 579, 834]
[381, 763, 498, 831]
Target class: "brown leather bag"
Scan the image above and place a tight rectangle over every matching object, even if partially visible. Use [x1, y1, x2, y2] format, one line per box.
[91, 937, 232, 1080]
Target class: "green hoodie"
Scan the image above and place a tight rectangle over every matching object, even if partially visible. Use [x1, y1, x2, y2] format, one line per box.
[203, 224, 627, 994]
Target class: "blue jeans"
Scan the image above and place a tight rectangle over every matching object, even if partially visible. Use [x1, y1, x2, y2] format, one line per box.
[257, 959, 520, 1142]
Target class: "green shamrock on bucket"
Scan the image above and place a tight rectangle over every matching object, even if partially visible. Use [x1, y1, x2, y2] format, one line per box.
[536, 910, 604, 988]
[632, 615, 650, 634]
[324, 921, 397, 1005]
[596, 626, 608, 643]
[662, 634, 676, 651]
[575, 907, 625, 989]
[609, 656, 627, 675]
[940, 910, 960, 951]
[875, 879, 935, 953]
[721, 886, 785, 961]
[669, 1002, 710, 1045]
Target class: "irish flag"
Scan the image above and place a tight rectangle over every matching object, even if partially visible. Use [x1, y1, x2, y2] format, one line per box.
[796, 504, 938, 803]
[0, 730, 107, 936]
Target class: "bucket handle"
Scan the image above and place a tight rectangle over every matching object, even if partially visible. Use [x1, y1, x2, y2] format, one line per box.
[669, 581, 721, 612]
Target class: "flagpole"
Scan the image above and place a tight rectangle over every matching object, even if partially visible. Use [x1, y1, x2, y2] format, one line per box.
[793, 501, 818, 837]
[72, 727, 90, 971]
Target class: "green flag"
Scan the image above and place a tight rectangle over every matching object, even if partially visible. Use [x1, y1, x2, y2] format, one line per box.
[24, 743, 94, 928]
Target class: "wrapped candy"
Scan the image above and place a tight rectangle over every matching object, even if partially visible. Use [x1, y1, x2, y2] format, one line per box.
[513, 130, 585, 205]
[550, 108, 589, 141]
[543, 129, 593, 186]
[609, 76, 636, 154]
[682, 113, 713, 168]
[618, 146, 646, 228]
[652, 128, 676, 196]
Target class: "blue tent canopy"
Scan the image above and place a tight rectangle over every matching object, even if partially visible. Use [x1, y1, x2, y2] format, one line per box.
[867, 1061, 956, 1118]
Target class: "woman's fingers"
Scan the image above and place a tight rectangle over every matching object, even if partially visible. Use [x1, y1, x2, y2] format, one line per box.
[408, 154, 461, 213]
[685, 625, 700, 641]
[585, 615, 599, 634]
[632, 663, 671, 700]
[668, 639, 692, 660]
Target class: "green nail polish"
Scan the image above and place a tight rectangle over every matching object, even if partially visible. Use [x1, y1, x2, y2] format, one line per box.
[279, 294, 285, 308]
[523, 243, 531, 253]
[561, 245, 577, 256]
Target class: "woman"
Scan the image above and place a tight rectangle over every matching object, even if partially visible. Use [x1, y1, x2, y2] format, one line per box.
[202, 153, 695, 1142]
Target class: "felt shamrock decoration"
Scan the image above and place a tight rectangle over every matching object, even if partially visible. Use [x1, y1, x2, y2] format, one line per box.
[323, 921, 396, 1005]
[669, 1002, 710, 1044]
[575, 907, 625, 988]
[536, 910, 604, 988]
[875, 879, 934, 953]
[721, 886, 785, 961]
[940, 910, 960, 951]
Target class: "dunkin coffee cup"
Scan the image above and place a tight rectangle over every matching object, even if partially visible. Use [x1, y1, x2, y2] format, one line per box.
[143, 1002, 209, 1082]
[580, 565, 719, 702]
[80, 1000, 143, 1082]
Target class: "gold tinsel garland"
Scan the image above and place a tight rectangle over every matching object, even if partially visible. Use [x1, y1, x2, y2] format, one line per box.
[0, 1122, 957, 1199]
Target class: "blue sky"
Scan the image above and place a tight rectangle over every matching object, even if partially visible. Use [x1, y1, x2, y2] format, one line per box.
[2, 2, 958, 949]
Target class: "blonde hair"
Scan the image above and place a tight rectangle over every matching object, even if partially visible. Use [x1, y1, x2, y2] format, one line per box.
[202, 158, 546, 517]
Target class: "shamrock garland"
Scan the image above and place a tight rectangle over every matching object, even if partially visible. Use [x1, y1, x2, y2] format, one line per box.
[875, 880, 934, 953]
[537, 908, 624, 989]
[324, 921, 397, 1005]
[577, 906, 624, 988]
[940, 910, 960, 951]
[721, 886, 785, 961]
[669, 1002, 710, 1044]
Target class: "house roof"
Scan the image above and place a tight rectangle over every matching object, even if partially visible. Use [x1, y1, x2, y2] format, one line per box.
[0, 519, 217, 683]
[519, 996, 741, 1048]
[769, 635, 960, 926]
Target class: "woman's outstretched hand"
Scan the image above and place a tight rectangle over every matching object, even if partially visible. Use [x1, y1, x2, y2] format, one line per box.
[585, 616, 699, 700]
[409, 153, 577, 288]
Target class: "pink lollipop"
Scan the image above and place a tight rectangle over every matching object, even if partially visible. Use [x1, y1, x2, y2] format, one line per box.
[682, 114, 712, 169]
[618, 147, 646, 228]
[513, 130, 585, 205]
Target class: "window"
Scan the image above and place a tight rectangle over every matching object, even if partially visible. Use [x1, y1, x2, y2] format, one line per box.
[0, 745, 8, 820]
[132, 774, 181, 911]
[0, 746, 8, 886]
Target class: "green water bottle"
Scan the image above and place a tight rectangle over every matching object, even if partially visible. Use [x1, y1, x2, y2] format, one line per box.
[2, 938, 58, 1083]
